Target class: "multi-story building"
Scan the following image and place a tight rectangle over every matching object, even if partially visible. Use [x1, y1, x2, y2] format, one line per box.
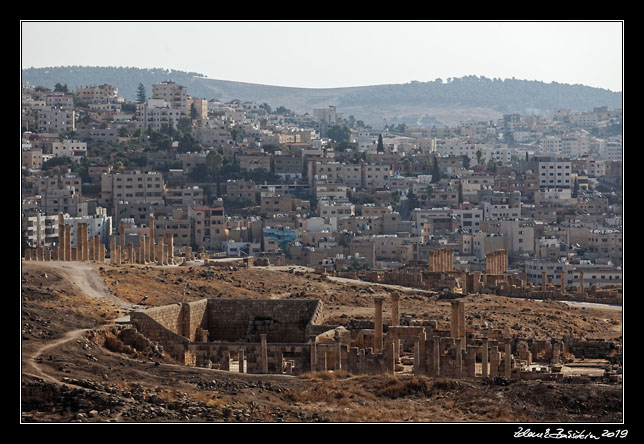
[152, 81, 188, 115]
[272, 155, 303, 179]
[31, 173, 82, 195]
[165, 186, 204, 207]
[45, 93, 74, 110]
[189, 202, 227, 251]
[137, 99, 183, 132]
[51, 140, 87, 162]
[40, 187, 87, 217]
[73, 84, 119, 104]
[239, 154, 271, 172]
[22, 213, 60, 248]
[317, 200, 355, 218]
[37, 107, 76, 134]
[524, 259, 622, 289]
[64, 212, 113, 247]
[362, 164, 392, 190]
[100, 171, 165, 211]
[22, 148, 43, 170]
[538, 158, 572, 189]
[453, 207, 483, 232]
[225, 180, 257, 204]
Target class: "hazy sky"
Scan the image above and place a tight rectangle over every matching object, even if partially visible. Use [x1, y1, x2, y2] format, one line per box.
[21, 21, 623, 92]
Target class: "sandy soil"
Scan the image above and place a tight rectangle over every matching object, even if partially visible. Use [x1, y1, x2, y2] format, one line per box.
[20, 261, 623, 424]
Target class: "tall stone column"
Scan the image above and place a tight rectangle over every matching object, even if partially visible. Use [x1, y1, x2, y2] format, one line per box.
[450, 300, 460, 339]
[310, 342, 317, 372]
[481, 338, 489, 377]
[451, 300, 465, 352]
[579, 272, 584, 294]
[82, 223, 89, 261]
[373, 297, 384, 353]
[64, 224, 71, 261]
[119, 220, 125, 253]
[458, 301, 465, 342]
[58, 215, 66, 261]
[504, 342, 512, 378]
[140, 236, 147, 264]
[432, 337, 440, 377]
[88, 233, 95, 261]
[110, 235, 117, 265]
[149, 216, 155, 263]
[490, 346, 499, 377]
[166, 233, 174, 264]
[127, 243, 134, 264]
[238, 349, 245, 373]
[391, 293, 400, 362]
[260, 334, 268, 373]
[561, 270, 566, 291]
[541, 271, 547, 291]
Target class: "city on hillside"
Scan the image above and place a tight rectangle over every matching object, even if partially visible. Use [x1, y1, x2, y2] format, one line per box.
[21, 79, 623, 290]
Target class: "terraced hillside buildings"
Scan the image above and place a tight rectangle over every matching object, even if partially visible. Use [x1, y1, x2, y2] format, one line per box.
[22, 80, 622, 296]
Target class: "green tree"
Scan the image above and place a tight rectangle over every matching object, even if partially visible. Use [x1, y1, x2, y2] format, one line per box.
[206, 150, 224, 176]
[431, 157, 440, 183]
[327, 125, 351, 144]
[572, 177, 579, 198]
[137, 83, 146, 103]
[54, 83, 68, 93]
[177, 117, 193, 135]
[377, 134, 384, 153]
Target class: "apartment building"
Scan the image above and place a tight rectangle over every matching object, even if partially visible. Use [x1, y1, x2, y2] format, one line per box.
[22, 213, 60, 248]
[45, 93, 74, 110]
[187, 96, 208, 120]
[524, 259, 622, 289]
[100, 171, 165, 210]
[51, 140, 87, 162]
[317, 200, 355, 218]
[165, 186, 204, 207]
[137, 99, 183, 132]
[31, 173, 82, 195]
[272, 155, 303, 179]
[313, 182, 348, 201]
[152, 81, 188, 115]
[362, 164, 392, 190]
[37, 107, 76, 133]
[538, 158, 572, 189]
[189, 203, 227, 251]
[22, 148, 43, 170]
[225, 180, 257, 204]
[40, 187, 87, 217]
[239, 154, 271, 172]
[453, 207, 483, 232]
[73, 84, 119, 104]
[64, 213, 113, 247]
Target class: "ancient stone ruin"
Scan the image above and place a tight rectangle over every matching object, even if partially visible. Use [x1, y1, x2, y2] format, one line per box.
[129, 296, 621, 382]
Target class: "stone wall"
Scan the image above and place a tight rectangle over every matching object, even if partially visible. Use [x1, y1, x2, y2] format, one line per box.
[129, 306, 190, 362]
[205, 299, 321, 343]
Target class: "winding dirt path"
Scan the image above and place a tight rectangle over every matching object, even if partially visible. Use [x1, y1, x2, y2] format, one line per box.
[22, 261, 133, 384]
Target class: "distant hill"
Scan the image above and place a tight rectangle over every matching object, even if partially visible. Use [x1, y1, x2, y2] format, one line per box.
[21, 66, 622, 128]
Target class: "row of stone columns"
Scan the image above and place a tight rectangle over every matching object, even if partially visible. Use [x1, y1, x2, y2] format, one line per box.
[485, 249, 507, 275]
[24, 215, 177, 267]
[372, 293, 401, 357]
[429, 248, 454, 272]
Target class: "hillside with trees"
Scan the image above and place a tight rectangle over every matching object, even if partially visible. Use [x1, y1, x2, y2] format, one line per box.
[22, 66, 622, 128]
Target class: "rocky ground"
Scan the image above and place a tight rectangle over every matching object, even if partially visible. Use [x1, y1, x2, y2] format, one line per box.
[21, 261, 624, 424]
